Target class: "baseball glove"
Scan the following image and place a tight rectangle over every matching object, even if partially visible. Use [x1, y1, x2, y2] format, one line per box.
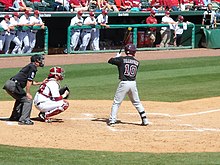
[59, 86, 70, 99]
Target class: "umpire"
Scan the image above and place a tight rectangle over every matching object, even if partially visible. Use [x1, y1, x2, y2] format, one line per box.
[3, 54, 45, 125]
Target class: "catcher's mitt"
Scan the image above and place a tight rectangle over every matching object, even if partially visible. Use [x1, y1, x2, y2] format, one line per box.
[59, 86, 70, 99]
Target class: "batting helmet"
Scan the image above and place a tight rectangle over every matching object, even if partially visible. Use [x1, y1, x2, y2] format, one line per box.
[30, 54, 45, 67]
[89, 11, 94, 16]
[77, 10, 83, 16]
[48, 67, 64, 80]
[125, 44, 136, 56]
[25, 10, 30, 16]
[34, 10, 40, 15]
[151, 10, 156, 15]
[13, 12, 20, 17]
[4, 15, 10, 19]
[178, 15, 184, 22]
[165, 10, 170, 15]
[102, 10, 108, 15]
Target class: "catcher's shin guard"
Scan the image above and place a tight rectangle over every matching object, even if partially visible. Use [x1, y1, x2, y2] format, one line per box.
[45, 102, 69, 118]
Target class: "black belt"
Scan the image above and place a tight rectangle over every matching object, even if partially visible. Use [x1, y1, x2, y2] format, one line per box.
[84, 32, 90, 33]
[37, 102, 40, 106]
[0, 34, 5, 36]
[10, 33, 16, 35]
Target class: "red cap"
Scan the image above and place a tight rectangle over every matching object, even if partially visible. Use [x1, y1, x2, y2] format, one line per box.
[165, 11, 170, 15]
[102, 10, 108, 15]
[34, 10, 40, 15]
[178, 15, 184, 21]
[25, 10, 30, 15]
[13, 12, 19, 17]
[4, 14, 10, 19]
[151, 10, 156, 14]
[89, 11, 94, 16]
[77, 10, 83, 16]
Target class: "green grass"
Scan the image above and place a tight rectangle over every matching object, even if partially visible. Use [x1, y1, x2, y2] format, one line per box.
[1, 56, 220, 101]
[0, 145, 220, 165]
[1, 56, 220, 164]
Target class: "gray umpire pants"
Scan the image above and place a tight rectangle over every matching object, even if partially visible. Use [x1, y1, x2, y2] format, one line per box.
[3, 80, 33, 122]
[109, 81, 146, 123]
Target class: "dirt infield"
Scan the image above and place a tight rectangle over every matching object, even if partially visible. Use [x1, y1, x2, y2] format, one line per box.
[0, 49, 220, 153]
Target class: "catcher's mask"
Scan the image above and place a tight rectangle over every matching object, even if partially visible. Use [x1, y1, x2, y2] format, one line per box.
[125, 44, 136, 56]
[49, 67, 64, 80]
[30, 54, 45, 67]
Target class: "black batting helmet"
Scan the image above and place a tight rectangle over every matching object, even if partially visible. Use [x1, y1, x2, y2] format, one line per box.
[125, 44, 136, 56]
[30, 54, 45, 67]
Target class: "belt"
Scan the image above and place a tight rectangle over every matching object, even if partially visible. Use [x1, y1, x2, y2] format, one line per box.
[37, 102, 40, 106]
[0, 34, 5, 36]
[84, 31, 91, 33]
[10, 32, 16, 35]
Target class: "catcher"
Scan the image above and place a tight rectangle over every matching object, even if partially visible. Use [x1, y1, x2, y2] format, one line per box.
[34, 66, 70, 122]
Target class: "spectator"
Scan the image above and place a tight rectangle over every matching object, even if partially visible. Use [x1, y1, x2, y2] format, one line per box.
[10, 0, 33, 11]
[79, 11, 97, 51]
[70, 10, 84, 51]
[53, 0, 70, 11]
[27, 10, 45, 53]
[146, 10, 158, 47]
[0, 0, 13, 10]
[25, 0, 50, 10]
[160, 10, 176, 47]
[179, 0, 194, 11]
[69, 0, 89, 11]
[129, 0, 141, 11]
[90, 10, 109, 50]
[98, 0, 119, 11]
[0, 15, 10, 52]
[202, 3, 217, 29]
[193, 0, 205, 10]
[4, 12, 22, 54]
[115, 0, 132, 11]
[150, 0, 164, 11]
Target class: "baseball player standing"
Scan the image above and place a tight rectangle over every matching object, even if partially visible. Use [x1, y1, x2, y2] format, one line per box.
[70, 10, 84, 51]
[90, 10, 109, 51]
[34, 67, 69, 123]
[27, 10, 45, 53]
[79, 11, 97, 51]
[0, 15, 11, 52]
[17, 10, 34, 54]
[159, 11, 176, 48]
[3, 54, 45, 125]
[4, 12, 22, 54]
[107, 44, 149, 126]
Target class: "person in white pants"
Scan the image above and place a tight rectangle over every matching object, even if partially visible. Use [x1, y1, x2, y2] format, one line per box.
[17, 10, 34, 54]
[0, 15, 10, 51]
[79, 11, 97, 51]
[4, 12, 22, 54]
[70, 10, 84, 52]
[90, 10, 109, 51]
[34, 66, 69, 123]
[107, 44, 149, 126]
[27, 10, 45, 53]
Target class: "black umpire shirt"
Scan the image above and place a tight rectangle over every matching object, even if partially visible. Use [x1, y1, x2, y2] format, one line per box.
[12, 63, 37, 88]
[108, 56, 139, 81]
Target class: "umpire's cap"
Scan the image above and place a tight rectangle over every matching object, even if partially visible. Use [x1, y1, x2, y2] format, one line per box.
[30, 54, 45, 67]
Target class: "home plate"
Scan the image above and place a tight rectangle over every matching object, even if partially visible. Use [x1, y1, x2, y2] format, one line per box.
[6, 121, 19, 126]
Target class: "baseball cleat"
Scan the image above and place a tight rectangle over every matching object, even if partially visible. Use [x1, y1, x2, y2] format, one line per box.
[141, 118, 149, 126]
[107, 120, 116, 126]
[38, 112, 52, 123]
[18, 119, 34, 125]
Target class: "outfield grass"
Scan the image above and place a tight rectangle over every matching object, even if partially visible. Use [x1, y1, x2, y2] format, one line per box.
[0, 145, 220, 165]
[1, 56, 220, 164]
[1, 56, 220, 101]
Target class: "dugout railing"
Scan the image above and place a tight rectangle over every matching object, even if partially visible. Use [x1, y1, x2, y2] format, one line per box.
[67, 23, 195, 54]
[0, 26, 48, 57]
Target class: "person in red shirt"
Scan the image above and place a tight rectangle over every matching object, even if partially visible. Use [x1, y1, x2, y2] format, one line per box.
[115, 0, 132, 11]
[69, 0, 89, 11]
[0, 0, 13, 10]
[145, 10, 158, 47]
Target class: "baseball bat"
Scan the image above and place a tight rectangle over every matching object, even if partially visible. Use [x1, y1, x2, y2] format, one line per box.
[118, 27, 132, 54]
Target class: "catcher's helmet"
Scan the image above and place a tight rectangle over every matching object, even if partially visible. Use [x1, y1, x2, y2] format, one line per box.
[30, 54, 44, 67]
[49, 67, 64, 80]
[125, 44, 136, 56]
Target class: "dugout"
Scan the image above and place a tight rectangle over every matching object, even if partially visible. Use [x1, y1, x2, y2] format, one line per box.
[0, 10, 217, 54]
